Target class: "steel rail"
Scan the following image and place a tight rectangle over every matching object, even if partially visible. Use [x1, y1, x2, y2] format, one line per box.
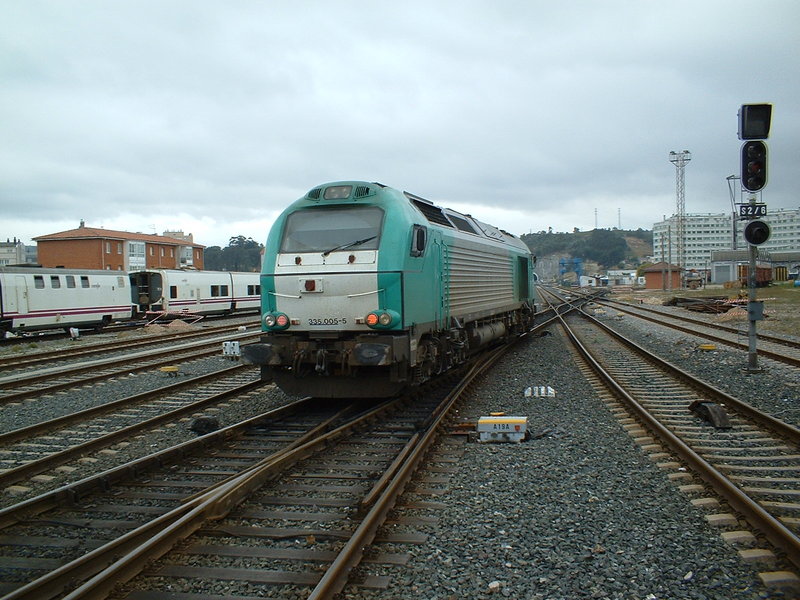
[599, 296, 800, 350]
[577, 306, 800, 442]
[0, 400, 352, 600]
[0, 398, 313, 531]
[557, 309, 800, 571]
[0, 330, 261, 389]
[54, 397, 403, 600]
[0, 319, 260, 370]
[308, 347, 512, 599]
[0, 375, 265, 488]
[0, 334, 261, 405]
[596, 300, 800, 368]
[0, 364, 246, 445]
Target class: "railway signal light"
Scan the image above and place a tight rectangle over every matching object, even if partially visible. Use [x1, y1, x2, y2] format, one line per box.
[743, 219, 771, 246]
[741, 141, 767, 192]
[738, 103, 772, 140]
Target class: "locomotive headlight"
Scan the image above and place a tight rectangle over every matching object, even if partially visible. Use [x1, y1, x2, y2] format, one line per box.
[365, 309, 400, 330]
[264, 312, 290, 330]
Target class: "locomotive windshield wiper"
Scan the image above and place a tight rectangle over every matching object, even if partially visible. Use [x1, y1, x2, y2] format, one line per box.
[321, 235, 377, 257]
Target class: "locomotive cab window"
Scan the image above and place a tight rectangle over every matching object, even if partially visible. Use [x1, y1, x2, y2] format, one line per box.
[410, 224, 427, 257]
[280, 206, 384, 254]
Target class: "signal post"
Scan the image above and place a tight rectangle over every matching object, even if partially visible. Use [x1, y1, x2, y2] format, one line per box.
[737, 104, 772, 372]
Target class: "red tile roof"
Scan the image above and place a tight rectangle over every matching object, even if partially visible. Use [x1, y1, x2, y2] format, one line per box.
[34, 226, 205, 248]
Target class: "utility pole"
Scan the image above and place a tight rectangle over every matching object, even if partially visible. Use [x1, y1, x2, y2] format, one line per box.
[669, 150, 691, 287]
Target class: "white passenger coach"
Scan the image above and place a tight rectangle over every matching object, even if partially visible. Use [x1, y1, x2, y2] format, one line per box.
[0, 267, 134, 334]
[129, 269, 261, 316]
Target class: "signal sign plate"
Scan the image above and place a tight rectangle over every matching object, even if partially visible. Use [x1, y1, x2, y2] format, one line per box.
[739, 203, 767, 219]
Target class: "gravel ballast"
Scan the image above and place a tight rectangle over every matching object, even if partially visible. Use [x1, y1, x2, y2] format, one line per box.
[350, 316, 793, 599]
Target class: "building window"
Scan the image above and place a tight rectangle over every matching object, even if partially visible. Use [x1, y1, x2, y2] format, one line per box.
[150, 247, 154, 256]
[50, 275, 61, 288]
[34, 275, 45, 289]
[160, 247, 165, 257]
[169, 248, 174, 257]
[117, 243, 122, 254]
[106, 242, 111, 254]
[66, 275, 76, 288]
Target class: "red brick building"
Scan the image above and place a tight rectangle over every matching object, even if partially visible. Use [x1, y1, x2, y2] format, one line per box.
[642, 262, 682, 290]
[33, 222, 205, 271]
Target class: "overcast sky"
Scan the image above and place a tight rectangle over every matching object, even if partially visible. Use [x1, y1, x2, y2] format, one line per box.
[2, 1, 798, 249]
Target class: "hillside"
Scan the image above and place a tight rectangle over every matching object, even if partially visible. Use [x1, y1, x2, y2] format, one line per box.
[521, 228, 652, 269]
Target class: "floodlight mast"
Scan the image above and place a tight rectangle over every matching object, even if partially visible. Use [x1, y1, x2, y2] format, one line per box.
[668, 150, 691, 286]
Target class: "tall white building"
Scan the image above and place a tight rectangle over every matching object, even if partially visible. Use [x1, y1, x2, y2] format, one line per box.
[653, 208, 800, 271]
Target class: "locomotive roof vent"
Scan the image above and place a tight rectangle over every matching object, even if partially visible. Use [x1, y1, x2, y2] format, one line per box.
[307, 187, 322, 199]
[406, 193, 453, 228]
[354, 185, 371, 198]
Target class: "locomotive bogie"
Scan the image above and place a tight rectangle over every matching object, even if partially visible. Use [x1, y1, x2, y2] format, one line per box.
[243, 181, 537, 398]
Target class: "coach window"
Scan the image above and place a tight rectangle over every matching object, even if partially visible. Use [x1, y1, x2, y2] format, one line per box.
[81, 276, 90, 288]
[211, 285, 220, 297]
[51, 276, 61, 289]
[66, 275, 76, 288]
[34, 275, 45, 289]
[170, 286, 178, 299]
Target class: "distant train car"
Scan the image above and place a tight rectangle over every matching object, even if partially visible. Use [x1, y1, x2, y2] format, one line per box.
[130, 269, 261, 316]
[243, 181, 537, 398]
[0, 266, 134, 335]
[737, 264, 772, 287]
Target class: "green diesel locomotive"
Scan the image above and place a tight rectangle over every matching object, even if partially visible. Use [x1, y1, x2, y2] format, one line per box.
[242, 181, 536, 398]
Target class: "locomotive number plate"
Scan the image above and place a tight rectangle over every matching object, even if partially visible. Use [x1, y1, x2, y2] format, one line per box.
[308, 317, 348, 326]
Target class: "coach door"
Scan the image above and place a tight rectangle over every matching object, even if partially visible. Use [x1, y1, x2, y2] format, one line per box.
[15, 276, 29, 315]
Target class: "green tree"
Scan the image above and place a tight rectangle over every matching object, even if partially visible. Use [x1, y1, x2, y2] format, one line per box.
[203, 236, 263, 271]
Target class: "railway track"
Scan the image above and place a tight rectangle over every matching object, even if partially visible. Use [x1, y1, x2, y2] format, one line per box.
[594, 297, 800, 367]
[0, 330, 261, 405]
[557, 306, 800, 585]
[0, 319, 260, 372]
[0, 365, 262, 491]
[0, 340, 509, 599]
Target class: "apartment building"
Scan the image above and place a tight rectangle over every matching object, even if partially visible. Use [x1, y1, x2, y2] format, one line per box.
[653, 208, 800, 271]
